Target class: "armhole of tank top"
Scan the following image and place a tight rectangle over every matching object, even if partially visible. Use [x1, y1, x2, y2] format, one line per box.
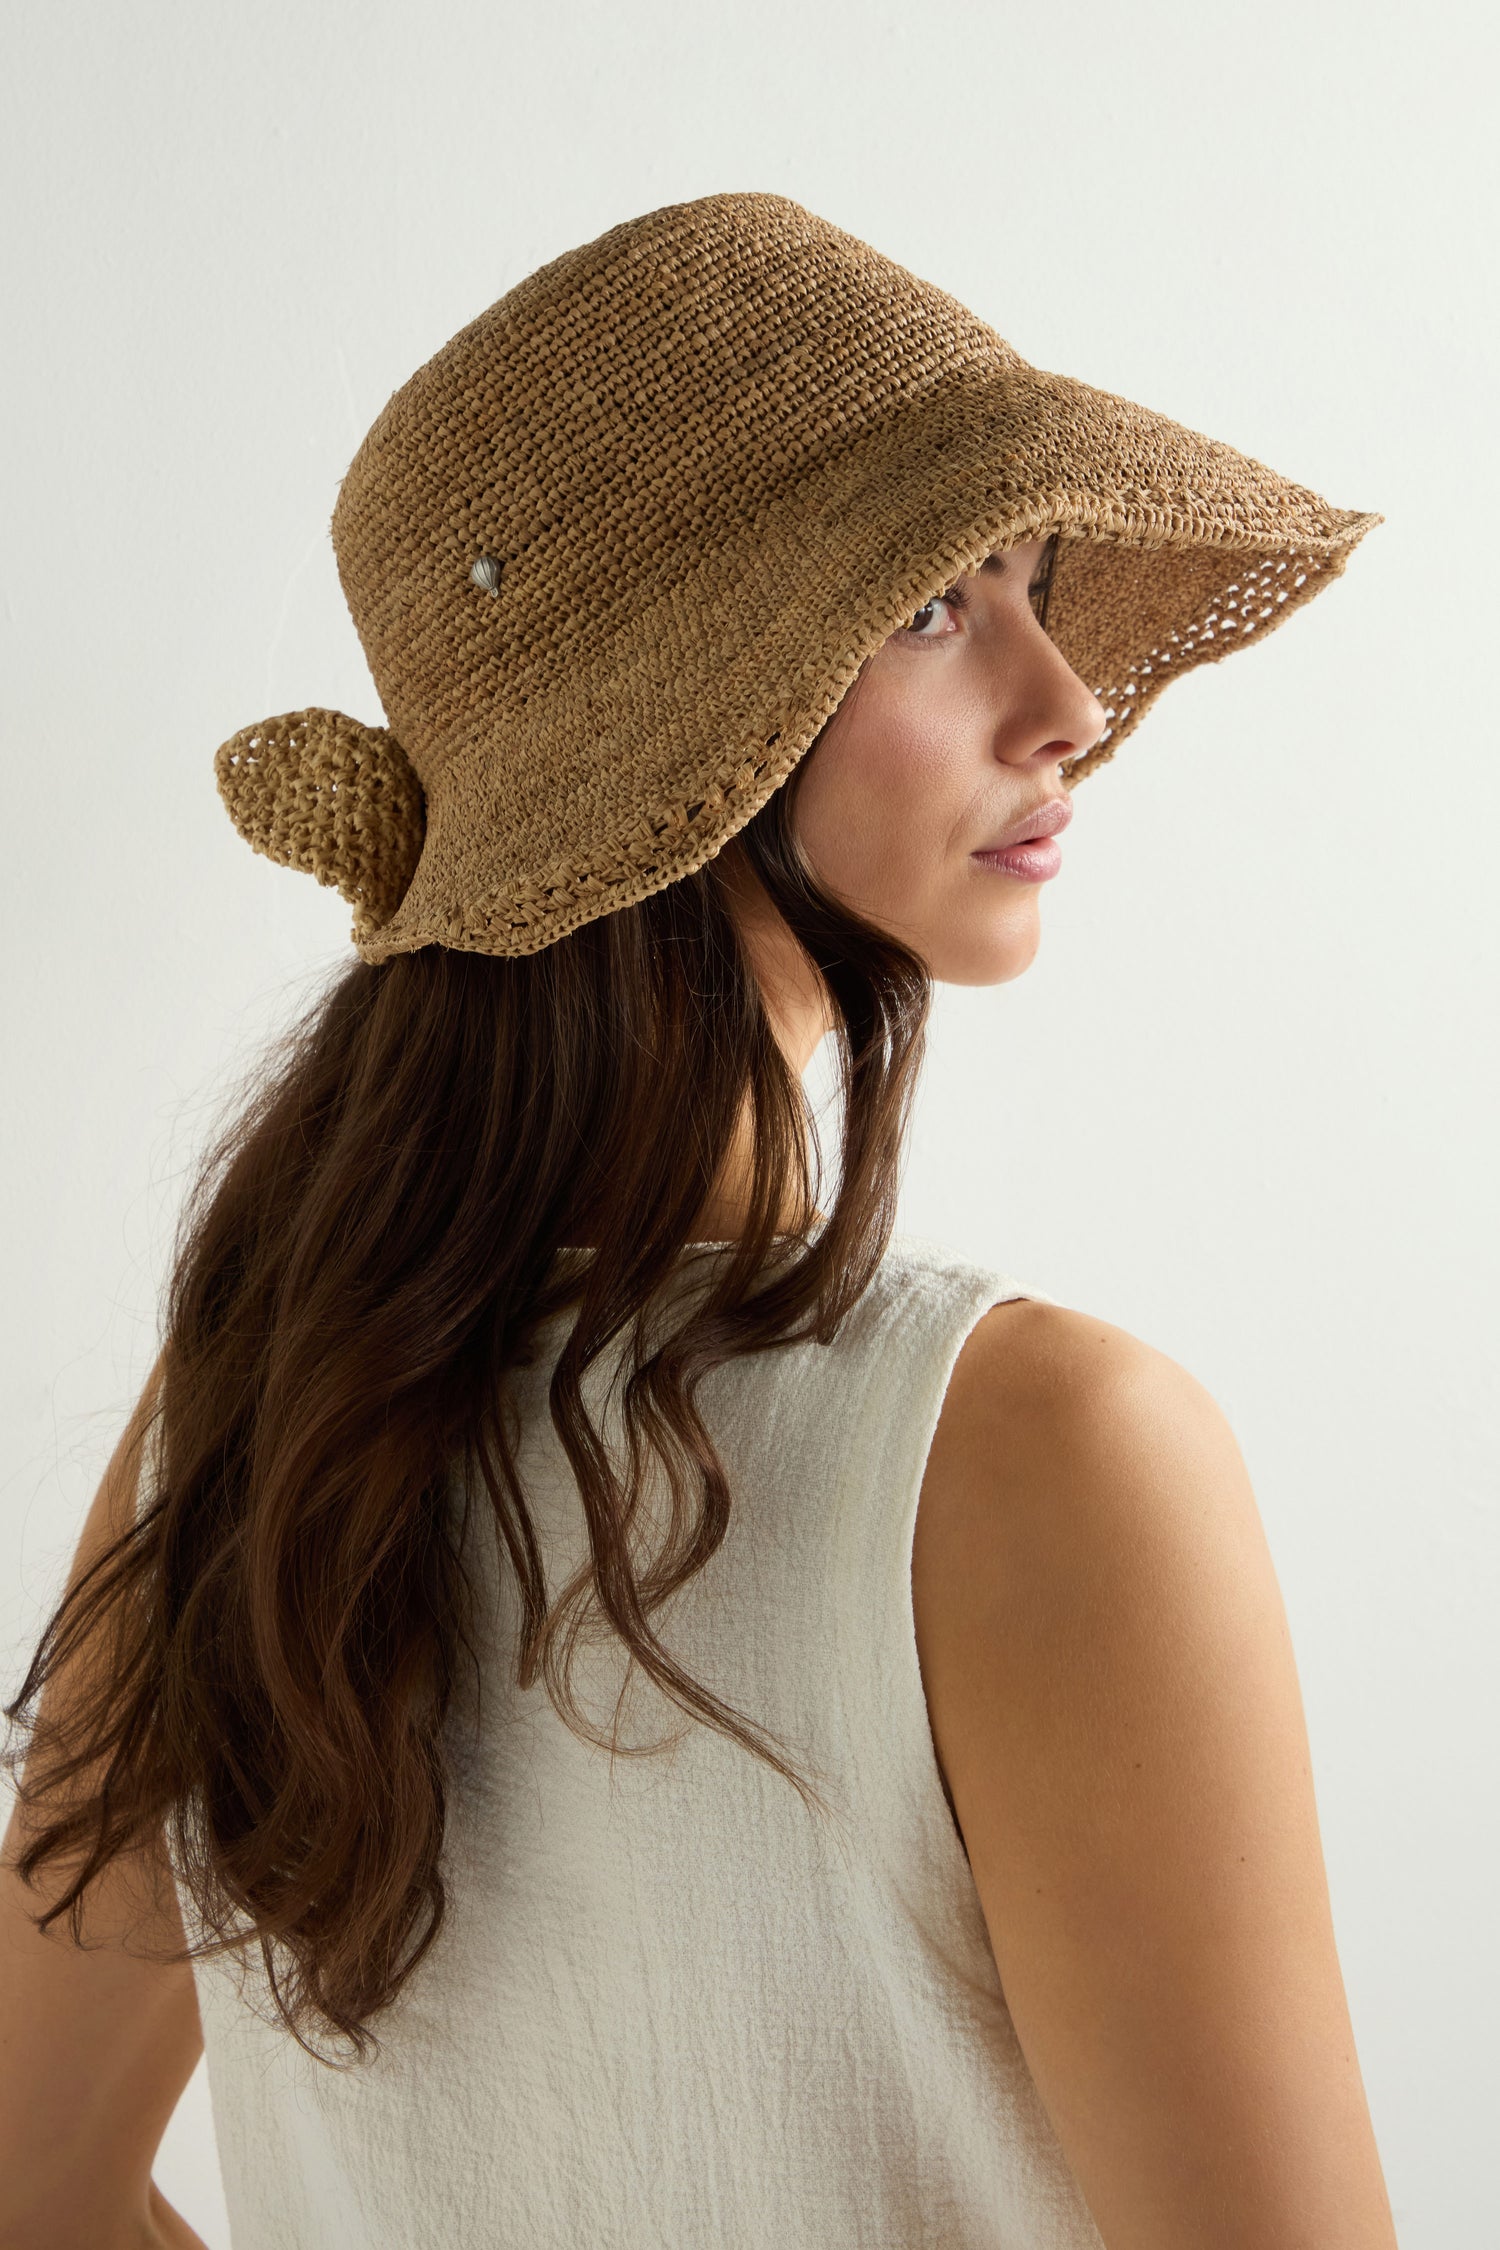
[920, 1276, 1061, 1856]
[828, 1251, 1058, 1882]
[919, 1271, 1053, 1865]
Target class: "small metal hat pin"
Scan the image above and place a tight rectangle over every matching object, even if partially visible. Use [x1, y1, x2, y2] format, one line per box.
[469, 554, 504, 595]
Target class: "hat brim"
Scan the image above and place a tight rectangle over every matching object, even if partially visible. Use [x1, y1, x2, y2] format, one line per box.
[357, 355, 1380, 962]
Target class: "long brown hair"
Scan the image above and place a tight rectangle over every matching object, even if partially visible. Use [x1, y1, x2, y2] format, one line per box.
[3, 728, 935, 2062]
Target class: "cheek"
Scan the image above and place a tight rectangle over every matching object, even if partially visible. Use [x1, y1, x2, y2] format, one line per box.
[794, 687, 969, 905]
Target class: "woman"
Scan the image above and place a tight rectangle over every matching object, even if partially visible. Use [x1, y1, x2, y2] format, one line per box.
[2, 192, 1396, 2248]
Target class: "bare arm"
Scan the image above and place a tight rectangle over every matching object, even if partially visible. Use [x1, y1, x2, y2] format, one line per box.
[913, 1302, 1399, 2250]
[1, 1356, 208, 2250]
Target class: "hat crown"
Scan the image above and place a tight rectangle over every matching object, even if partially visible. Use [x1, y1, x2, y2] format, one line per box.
[329, 193, 1025, 785]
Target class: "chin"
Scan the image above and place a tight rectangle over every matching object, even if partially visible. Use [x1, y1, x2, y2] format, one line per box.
[934, 904, 1044, 987]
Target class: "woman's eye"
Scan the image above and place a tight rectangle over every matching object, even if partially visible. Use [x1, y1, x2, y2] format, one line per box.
[902, 557, 1054, 641]
[903, 589, 964, 638]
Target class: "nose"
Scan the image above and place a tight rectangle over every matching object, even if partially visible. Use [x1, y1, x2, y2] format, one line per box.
[997, 613, 1109, 770]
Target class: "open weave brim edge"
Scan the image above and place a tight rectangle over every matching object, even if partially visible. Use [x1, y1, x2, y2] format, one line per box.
[354, 363, 1382, 962]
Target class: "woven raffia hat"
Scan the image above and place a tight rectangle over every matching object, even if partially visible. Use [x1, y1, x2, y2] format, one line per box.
[214, 190, 1381, 962]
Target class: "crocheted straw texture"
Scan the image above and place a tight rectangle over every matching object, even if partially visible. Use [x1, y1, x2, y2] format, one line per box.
[214, 190, 1381, 959]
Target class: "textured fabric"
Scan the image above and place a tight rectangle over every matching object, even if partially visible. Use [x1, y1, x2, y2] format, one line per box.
[210, 189, 1381, 961]
[180, 1231, 1109, 2248]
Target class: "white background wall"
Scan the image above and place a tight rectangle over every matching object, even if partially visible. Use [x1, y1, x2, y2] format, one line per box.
[3, 3, 1494, 2243]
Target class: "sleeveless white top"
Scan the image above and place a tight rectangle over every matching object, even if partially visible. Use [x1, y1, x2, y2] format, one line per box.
[174, 1231, 1105, 2248]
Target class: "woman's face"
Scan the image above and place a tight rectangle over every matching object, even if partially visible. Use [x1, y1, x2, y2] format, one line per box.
[791, 536, 1108, 987]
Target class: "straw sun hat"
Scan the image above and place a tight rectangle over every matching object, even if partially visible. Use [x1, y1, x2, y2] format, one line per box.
[213, 190, 1381, 961]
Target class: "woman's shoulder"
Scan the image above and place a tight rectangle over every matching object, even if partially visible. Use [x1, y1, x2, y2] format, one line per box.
[941, 1286, 1208, 1441]
[920, 1292, 1246, 1587]
[912, 1280, 1264, 1839]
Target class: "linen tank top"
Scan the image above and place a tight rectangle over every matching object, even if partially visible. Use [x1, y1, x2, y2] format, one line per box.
[169, 1230, 1105, 2248]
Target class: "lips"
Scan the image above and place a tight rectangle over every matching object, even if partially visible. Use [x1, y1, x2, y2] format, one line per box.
[974, 795, 1074, 852]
